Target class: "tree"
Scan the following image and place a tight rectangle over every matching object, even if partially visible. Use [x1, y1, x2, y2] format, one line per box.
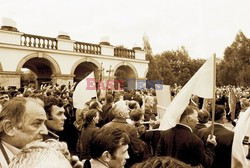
[219, 31, 250, 86]
[114, 69, 127, 90]
[158, 46, 192, 86]
[143, 34, 163, 86]
[155, 54, 176, 85]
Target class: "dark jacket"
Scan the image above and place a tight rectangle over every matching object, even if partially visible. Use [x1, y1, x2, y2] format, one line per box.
[102, 117, 145, 167]
[156, 124, 215, 168]
[101, 103, 113, 125]
[78, 124, 99, 160]
[198, 123, 234, 168]
[193, 123, 207, 135]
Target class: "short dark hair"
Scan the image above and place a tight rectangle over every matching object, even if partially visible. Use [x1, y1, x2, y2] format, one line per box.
[89, 101, 101, 110]
[90, 128, 130, 159]
[180, 106, 196, 121]
[131, 156, 191, 168]
[106, 94, 114, 104]
[130, 109, 143, 122]
[198, 109, 210, 123]
[83, 109, 98, 128]
[214, 105, 225, 121]
[43, 96, 63, 119]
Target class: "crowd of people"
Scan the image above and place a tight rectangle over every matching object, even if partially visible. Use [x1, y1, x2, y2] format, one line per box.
[0, 83, 249, 168]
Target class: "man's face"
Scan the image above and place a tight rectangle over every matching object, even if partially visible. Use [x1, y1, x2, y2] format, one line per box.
[46, 105, 66, 131]
[13, 100, 48, 148]
[0, 94, 10, 105]
[108, 144, 129, 168]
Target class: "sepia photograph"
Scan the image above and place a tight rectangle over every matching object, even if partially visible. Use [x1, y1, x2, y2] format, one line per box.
[0, 0, 250, 167]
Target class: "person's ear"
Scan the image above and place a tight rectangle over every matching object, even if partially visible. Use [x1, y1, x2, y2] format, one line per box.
[101, 151, 112, 163]
[2, 120, 15, 136]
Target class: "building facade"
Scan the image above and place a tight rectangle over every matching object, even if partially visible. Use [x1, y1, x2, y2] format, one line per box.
[0, 19, 148, 89]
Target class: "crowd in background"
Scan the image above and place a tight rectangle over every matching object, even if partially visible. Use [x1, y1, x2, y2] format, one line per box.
[0, 83, 249, 168]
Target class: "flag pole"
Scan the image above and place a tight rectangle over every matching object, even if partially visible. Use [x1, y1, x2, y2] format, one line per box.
[210, 54, 216, 137]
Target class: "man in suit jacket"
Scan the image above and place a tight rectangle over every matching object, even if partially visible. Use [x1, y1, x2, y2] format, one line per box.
[156, 106, 217, 168]
[198, 105, 234, 168]
[102, 101, 145, 168]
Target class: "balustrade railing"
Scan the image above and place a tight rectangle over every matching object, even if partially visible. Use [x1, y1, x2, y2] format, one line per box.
[21, 34, 57, 49]
[74, 42, 101, 55]
[114, 47, 135, 59]
[19, 34, 137, 59]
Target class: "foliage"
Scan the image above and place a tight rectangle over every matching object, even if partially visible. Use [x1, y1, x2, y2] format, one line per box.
[217, 31, 250, 86]
[143, 34, 163, 87]
[114, 69, 127, 89]
[143, 31, 250, 87]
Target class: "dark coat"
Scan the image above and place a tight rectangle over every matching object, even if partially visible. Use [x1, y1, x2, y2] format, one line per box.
[156, 124, 215, 168]
[101, 103, 113, 125]
[102, 117, 145, 167]
[198, 124, 234, 168]
[193, 123, 207, 135]
[78, 124, 99, 160]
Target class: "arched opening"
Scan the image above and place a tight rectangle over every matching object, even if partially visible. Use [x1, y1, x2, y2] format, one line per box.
[73, 62, 99, 83]
[21, 58, 56, 88]
[114, 65, 136, 90]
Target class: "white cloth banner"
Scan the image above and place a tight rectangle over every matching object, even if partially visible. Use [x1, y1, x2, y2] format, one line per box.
[155, 84, 172, 119]
[159, 55, 215, 130]
[73, 72, 97, 109]
[231, 107, 250, 168]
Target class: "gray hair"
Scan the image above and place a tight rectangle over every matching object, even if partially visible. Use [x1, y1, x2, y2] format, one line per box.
[9, 140, 72, 168]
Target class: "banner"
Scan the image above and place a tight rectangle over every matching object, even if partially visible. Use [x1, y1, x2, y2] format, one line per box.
[73, 72, 97, 109]
[155, 84, 172, 119]
[231, 107, 250, 168]
[159, 55, 215, 130]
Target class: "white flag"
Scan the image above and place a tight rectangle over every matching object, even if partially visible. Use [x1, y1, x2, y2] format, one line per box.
[159, 55, 215, 130]
[231, 107, 250, 168]
[73, 72, 97, 109]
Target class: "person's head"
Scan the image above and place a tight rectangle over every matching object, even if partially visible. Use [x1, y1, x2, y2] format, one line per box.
[0, 97, 48, 148]
[0, 91, 10, 105]
[112, 101, 130, 119]
[128, 100, 140, 110]
[90, 128, 130, 168]
[9, 140, 72, 168]
[145, 96, 154, 107]
[89, 100, 102, 112]
[198, 109, 210, 124]
[131, 156, 191, 168]
[130, 109, 144, 122]
[106, 94, 114, 104]
[43, 96, 66, 132]
[83, 109, 99, 128]
[240, 98, 250, 111]
[214, 105, 226, 123]
[179, 106, 198, 129]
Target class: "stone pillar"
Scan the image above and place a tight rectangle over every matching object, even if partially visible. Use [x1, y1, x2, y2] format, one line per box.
[0, 18, 23, 45]
[51, 74, 74, 86]
[56, 32, 75, 51]
[100, 37, 115, 56]
[0, 71, 21, 88]
[133, 47, 146, 60]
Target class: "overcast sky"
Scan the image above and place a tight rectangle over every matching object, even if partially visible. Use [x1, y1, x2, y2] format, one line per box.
[1, 0, 250, 59]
